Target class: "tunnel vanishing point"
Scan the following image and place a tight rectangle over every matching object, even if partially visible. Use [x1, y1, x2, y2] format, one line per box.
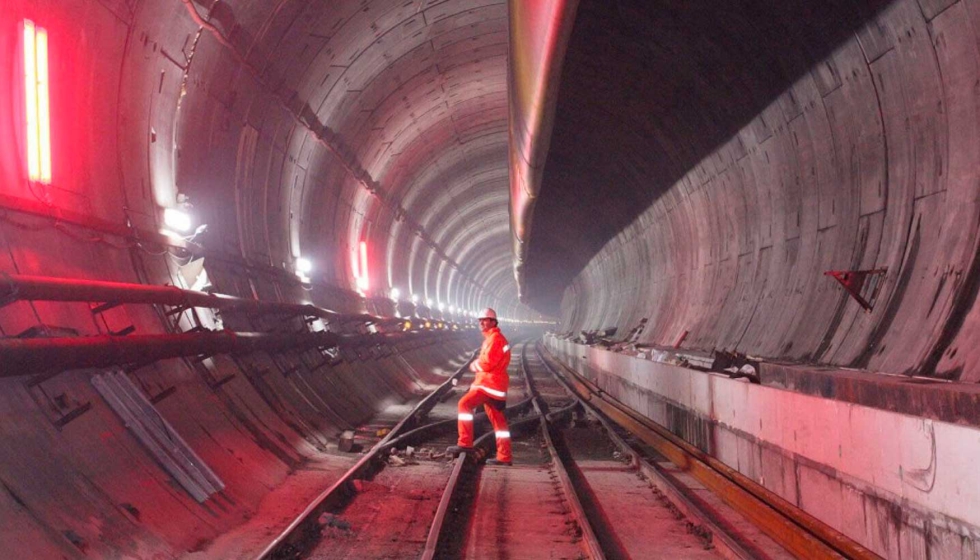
[1, 0, 980, 558]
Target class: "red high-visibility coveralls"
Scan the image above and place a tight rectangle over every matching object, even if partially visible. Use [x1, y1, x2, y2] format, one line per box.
[457, 326, 512, 462]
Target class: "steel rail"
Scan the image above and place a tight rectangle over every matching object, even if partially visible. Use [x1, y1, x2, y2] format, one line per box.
[255, 351, 477, 560]
[423, 397, 583, 560]
[519, 342, 606, 560]
[421, 452, 468, 560]
[532, 342, 759, 559]
[536, 342, 881, 560]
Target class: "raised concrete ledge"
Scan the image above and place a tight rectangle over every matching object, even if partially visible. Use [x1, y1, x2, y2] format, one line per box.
[560, 335, 980, 429]
[544, 335, 980, 559]
[760, 362, 980, 429]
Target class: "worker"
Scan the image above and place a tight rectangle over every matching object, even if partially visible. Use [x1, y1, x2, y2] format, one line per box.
[448, 308, 512, 465]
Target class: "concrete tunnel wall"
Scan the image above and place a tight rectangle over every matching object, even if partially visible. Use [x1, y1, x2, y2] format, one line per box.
[0, 0, 536, 320]
[556, 0, 980, 382]
[2, 0, 980, 557]
[0, 0, 523, 557]
[534, 1, 980, 556]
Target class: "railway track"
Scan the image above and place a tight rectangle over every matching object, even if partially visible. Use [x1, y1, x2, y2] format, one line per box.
[425, 343, 728, 559]
[258, 339, 880, 560]
[425, 342, 881, 560]
[530, 341, 881, 560]
[255, 346, 536, 560]
[255, 351, 478, 560]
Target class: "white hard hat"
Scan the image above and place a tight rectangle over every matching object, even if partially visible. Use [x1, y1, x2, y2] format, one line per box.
[479, 308, 498, 320]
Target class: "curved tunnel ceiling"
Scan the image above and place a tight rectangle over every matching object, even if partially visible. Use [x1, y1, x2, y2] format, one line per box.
[88, 0, 529, 320]
[295, 0, 519, 314]
[4, 1, 980, 557]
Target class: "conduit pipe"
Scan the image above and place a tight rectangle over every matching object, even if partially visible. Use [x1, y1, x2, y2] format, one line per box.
[508, 0, 579, 302]
[0, 273, 379, 324]
[0, 327, 472, 378]
[0, 331, 341, 377]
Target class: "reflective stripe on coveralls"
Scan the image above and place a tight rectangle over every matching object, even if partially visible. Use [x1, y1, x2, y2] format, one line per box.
[471, 326, 511, 397]
[457, 388, 512, 462]
[471, 384, 506, 398]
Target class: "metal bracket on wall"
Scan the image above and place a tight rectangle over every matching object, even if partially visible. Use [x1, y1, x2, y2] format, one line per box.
[188, 355, 229, 391]
[824, 268, 888, 312]
[90, 301, 122, 314]
[18, 325, 93, 429]
[88, 301, 136, 338]
[110, 325, 137, 336]
[24, 371, 93, 430]
[208, 374, 237, 389]
[165, 304, 189, 316]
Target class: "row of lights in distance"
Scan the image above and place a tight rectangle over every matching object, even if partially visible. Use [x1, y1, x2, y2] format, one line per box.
[389, 288, 485, 317]
[400, 319, 468, 332]
[160, 209, 505, 321]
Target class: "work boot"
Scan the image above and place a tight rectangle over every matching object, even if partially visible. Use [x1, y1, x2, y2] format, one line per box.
[446, 445, 474, 458]
[486, 458, 512, 466]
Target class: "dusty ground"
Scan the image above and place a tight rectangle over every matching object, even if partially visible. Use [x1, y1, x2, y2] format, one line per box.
[306, 462, 452, 559]
[182, 455, 357, 559]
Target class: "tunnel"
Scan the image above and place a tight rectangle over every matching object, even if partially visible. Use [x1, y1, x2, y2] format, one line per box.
[0, 0, 978, 558]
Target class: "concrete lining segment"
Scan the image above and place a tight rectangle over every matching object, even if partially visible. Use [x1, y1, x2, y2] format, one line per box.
[551, 0, 980, 376]
[159, 0, 526, 312]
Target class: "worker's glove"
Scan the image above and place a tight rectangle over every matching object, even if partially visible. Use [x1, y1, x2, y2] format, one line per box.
[451, 378, 458, 387]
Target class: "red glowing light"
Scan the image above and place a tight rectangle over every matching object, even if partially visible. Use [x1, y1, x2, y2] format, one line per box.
[358, 241, 369, 292]
[36, 28, 51, 183]
[351, 246, 360, 280]
[23, 21, 39, 181]
[351, 241, 370, 293]
[23, 19, 51, 184]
